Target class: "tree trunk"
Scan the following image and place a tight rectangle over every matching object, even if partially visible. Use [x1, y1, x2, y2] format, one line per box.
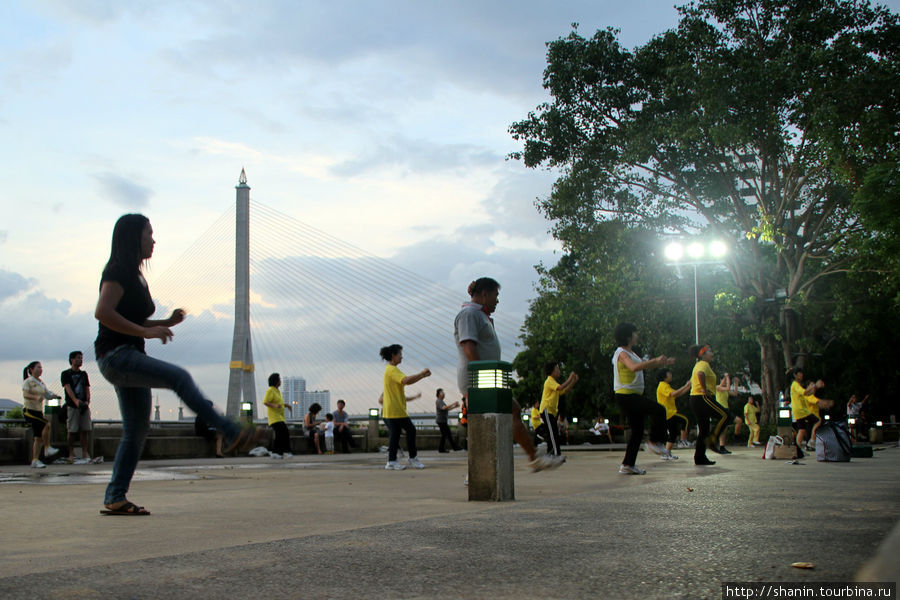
[758, 334, 782, 426]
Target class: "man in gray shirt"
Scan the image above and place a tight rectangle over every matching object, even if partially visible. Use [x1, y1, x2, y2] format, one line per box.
[453, 277, 562, 472]
[332, 399, 355, 453]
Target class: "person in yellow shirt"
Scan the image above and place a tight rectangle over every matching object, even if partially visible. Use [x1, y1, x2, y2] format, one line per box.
[380, 344, 431, 470]
[540, 361, 578, 458]
[743, 396, 761, 447]
[807, 386, 827, 451]
[530, 400, 547, 448]
[656, 369, 691, 459]
[688, 343, 727, 466]
[262, 372, 292, 458]
[789, 367, 822, 459]
[713, 373, 742, 455]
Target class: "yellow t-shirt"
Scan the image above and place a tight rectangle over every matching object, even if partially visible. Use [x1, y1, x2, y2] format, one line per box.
[790, 380, 816, 420]
[382, 364, 408, 419]
[656, 381, 677, 419]
[264, 386, 285, 425]
[690, 361, 717, 396]
[809, 396, 821, 418]
[540, 376, 562, 416]
[743, 401, 759, 425]
[715, 388, 730, 409]
[530, 407, 541, 429]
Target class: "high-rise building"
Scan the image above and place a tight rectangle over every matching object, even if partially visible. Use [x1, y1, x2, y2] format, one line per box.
[281, 376, 330, 420]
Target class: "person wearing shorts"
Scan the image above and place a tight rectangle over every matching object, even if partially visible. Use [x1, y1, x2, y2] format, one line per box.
[22, 361, 62, 468]
[62, 350, 97, 464]
[789, 367, 820, 459]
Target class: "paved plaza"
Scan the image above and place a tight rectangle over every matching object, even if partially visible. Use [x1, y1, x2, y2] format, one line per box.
[0, 444, 897, 599]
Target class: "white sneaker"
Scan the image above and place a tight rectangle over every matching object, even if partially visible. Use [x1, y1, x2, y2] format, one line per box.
[90, 456, 104, 464]
[529, 454, 565, 472]
[618, 464, 646, 474]
[270, 453, 283, 459]
[661, 452, 679, 461]
[44, 446, 60, 459]
[248, 446, 269, 457]
[282, 452, 293, 458]
[31, 459, 46, 469]
[677, 440, 691, 449]
[73, 458, 91, 465]
[644, 441, 666, 456]
[385, 460, 407, 470]
[407, 457, 425, 469]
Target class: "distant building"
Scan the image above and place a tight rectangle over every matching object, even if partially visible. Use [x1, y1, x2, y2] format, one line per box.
[0, 398, 23, 419]
[281, 377, 330, 420]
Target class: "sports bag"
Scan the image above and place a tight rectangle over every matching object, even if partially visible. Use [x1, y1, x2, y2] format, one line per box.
[815, 421, 852, 462]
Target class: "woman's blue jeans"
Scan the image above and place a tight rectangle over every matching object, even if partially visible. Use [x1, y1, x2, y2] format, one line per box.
[98, 345, 240, 505]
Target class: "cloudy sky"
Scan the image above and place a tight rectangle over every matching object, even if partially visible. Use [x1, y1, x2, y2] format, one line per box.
[10, 0, 882, 418]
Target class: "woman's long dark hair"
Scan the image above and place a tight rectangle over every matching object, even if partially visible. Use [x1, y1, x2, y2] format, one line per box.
[23, 361, 39, 380]
[103, 214, 149, 277]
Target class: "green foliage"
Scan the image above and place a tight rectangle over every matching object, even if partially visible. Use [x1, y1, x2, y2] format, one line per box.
[512, 222, 757, 423]
[2, 407, 23, 421]
[511, 0, 900, 414]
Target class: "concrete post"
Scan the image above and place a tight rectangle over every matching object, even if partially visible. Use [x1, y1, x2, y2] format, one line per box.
[366, 415, 380, 451]
[467, 360, 515, 502]
[468, 413, 514, 501]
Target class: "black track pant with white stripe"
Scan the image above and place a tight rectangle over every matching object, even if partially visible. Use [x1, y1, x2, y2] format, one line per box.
[690, 394, 728, 460]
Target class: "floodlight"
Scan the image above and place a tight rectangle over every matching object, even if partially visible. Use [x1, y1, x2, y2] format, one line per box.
[664, 242, 684, 261]
[709, 240, 727, 258]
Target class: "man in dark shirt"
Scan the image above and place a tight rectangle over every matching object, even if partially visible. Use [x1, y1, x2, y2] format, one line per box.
[61, 350, 99, 464]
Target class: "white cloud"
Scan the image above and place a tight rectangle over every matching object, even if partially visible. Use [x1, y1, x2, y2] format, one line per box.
[93, 172, 154, 209]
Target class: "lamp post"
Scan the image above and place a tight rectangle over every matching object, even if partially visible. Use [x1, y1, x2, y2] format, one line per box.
[664, 240, 728, 344]
[467, 360, 514, 501]
[240, 402, 253, 424]
[367, 408, 380, 450]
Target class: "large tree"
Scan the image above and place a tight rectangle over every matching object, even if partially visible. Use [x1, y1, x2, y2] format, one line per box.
[513, 220, 757, 424]
[510, 0, 899, 422]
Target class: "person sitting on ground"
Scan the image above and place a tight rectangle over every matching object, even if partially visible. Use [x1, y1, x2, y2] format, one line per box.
[656, 369, 691, 460]
[304, 403, 324, 455]
[590, 415, 613, 444]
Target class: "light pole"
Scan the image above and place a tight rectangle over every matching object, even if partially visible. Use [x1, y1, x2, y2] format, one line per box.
[664, 240, 728, 345]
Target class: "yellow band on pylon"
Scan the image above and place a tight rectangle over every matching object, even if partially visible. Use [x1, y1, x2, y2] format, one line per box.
[242, 364, 254, 372]
[230, 361, 243, 369]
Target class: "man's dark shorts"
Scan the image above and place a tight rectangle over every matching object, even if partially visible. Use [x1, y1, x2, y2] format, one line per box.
[792, 414, 819, 435]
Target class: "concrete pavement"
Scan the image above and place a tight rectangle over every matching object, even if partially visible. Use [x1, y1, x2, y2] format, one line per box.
[0, 444, 897, 599]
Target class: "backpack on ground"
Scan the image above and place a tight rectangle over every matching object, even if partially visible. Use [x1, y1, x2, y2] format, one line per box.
[815, 421, 852, 462]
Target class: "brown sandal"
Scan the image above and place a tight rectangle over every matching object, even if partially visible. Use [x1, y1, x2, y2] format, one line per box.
[100, 501, 151, 516]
